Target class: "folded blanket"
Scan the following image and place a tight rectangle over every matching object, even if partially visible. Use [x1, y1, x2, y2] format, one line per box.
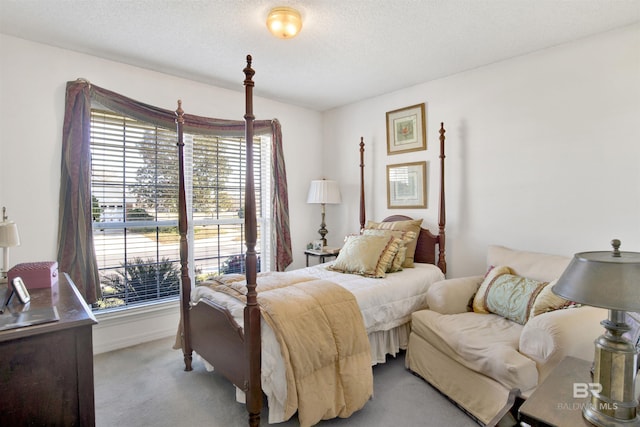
[213, 272, 373, 426]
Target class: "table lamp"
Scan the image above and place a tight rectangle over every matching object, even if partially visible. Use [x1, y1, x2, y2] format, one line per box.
[306, 179, 341, 247]
[0, 207, 21, 284]
[552, 239, 640, 427]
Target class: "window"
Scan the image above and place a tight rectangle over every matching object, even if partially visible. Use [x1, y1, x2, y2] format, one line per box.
[90, 109, 268, 310]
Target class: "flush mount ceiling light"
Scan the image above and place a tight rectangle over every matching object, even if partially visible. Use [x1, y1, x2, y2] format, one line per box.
[266, 7, 302, 39]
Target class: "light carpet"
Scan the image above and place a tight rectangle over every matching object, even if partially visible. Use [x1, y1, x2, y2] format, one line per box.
[94, 337, 479, 426]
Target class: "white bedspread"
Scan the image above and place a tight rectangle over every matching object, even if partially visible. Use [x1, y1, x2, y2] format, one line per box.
[191, 262, 444, 423]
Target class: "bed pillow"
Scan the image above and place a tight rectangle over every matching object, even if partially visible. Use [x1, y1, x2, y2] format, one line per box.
[474, 267, 548, 324]
[362, 229, 416, 272]
[329, 234, 399, 278]
[364, 219, 422, 267]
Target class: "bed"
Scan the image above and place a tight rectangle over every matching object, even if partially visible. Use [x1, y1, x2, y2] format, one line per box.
[176, 56, 448, 426]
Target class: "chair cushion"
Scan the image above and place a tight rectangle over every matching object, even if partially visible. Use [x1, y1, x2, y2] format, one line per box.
[411, 310, 538, 391]
[486, 245, 570, 282]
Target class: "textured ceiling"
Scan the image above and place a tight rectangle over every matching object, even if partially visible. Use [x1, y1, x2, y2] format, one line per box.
[1, 0, 639, 111]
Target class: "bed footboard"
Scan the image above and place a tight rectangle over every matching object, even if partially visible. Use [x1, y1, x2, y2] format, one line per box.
[189, 298, 247, 389]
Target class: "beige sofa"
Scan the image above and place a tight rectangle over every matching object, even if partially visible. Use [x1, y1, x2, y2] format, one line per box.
[406, 245, 607, 426]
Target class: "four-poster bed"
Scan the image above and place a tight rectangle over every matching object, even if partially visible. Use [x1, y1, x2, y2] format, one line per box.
[176, 56, 448, 426]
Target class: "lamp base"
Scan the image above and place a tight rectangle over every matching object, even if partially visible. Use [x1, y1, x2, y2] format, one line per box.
[317, 207, 328, 247]
[584, 310, 639, 427]
[584, 406, 640, 427]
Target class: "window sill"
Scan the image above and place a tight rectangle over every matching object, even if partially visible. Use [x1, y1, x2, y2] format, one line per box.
[92, 298, 180, 355]
[93, 297, 179, 319]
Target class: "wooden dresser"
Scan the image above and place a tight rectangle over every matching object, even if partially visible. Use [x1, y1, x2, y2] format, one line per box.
[0, 273, 97, 426]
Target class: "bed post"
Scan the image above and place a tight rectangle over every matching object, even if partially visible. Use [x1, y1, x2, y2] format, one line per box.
[243, 55, 261, 427]
[176, 100, 193, 371]
[437, 122, 447, 275]
[359, 137, 365, 231]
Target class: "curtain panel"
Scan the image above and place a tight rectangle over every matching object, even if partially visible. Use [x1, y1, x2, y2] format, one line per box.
[58, 79, 292, 303]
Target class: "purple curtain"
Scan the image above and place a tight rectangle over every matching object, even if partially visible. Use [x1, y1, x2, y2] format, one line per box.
[58, 81, 100, 302]
[271, 120, 292, 270]
[58, 80, 292, 303]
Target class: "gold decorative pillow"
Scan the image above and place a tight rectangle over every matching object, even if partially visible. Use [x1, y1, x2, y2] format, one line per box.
[390, 246, 407, 272]
[329, 234, 399, 278]
[529, 280, 572, 318]
[475, 269, 548, 325]
[362, 229, 417, 272]
[364, 219, 422, 267]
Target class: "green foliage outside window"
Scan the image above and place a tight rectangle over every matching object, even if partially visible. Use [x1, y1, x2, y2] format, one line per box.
[96, 257, 180, 309]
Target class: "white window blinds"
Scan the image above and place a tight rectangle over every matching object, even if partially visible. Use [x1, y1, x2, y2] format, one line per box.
[90, 109, 266, 310]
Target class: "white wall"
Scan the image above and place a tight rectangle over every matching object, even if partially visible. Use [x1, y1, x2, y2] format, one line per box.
[0, 34, 323, 272]
[2, 26, 639, 352]
[323, 24, 640, 278]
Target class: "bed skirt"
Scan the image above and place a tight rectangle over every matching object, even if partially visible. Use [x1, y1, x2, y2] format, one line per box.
[369, 322, 411, 365]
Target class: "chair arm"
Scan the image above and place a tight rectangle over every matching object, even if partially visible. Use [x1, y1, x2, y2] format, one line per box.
[519, 306, 607, 367]
[425, 275, 484, 314]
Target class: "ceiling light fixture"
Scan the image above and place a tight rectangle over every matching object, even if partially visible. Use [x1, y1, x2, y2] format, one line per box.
[266, 7, 302, 39]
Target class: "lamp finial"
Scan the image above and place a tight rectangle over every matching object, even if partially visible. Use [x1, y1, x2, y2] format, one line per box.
[611, 239, 621, 257]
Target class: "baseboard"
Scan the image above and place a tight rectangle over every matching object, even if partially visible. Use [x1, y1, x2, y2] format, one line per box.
[92, 299, 180, 354]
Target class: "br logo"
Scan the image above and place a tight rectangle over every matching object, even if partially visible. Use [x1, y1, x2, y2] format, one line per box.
[573, 383, 602, 398]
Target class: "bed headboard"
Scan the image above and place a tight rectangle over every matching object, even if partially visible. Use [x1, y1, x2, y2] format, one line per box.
[382, 215, 441, 267]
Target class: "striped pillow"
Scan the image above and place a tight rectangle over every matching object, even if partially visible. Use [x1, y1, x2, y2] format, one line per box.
[364, 219, 422, 267]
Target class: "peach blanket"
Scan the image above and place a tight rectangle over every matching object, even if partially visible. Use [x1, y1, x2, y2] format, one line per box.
[212, 272, 373, 426]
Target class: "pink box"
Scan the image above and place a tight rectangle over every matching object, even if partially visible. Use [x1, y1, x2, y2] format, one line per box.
[8, 262, 59, 289]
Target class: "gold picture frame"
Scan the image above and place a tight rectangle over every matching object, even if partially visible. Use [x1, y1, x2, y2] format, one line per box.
[386, 161, 427, 209]
[386, 103, 426, 155]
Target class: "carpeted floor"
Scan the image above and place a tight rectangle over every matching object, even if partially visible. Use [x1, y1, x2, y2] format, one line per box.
[94, 337, 480, 426]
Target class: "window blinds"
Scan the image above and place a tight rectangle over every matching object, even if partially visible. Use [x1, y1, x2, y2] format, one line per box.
[90, 109, 264, 310]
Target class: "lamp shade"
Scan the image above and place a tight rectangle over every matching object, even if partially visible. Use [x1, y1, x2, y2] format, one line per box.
[552, 243, 640, 312]
[0, 221, 20, 248]
[307, 180, 341, 205]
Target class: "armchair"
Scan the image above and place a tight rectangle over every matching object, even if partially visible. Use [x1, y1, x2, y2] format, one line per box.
[406, 245, 607, 426]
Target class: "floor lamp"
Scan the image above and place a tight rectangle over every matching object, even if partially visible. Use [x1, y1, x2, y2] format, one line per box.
[306, 179, 341, 247]
[553, 239, 640, 427]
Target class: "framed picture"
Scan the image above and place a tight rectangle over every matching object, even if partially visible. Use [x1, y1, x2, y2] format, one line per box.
[312, 240, 324, 251]
[387, 161, 427, 209]
[11, 276, 31, 304]
[386, 103, 426, 155]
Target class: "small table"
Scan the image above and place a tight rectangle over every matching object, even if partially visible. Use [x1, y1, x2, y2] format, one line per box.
[305, 249, 339, 266]
[518, 356, 596, 427]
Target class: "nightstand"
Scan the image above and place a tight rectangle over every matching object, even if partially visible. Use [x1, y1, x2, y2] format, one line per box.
[304, 249, 339, 266]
